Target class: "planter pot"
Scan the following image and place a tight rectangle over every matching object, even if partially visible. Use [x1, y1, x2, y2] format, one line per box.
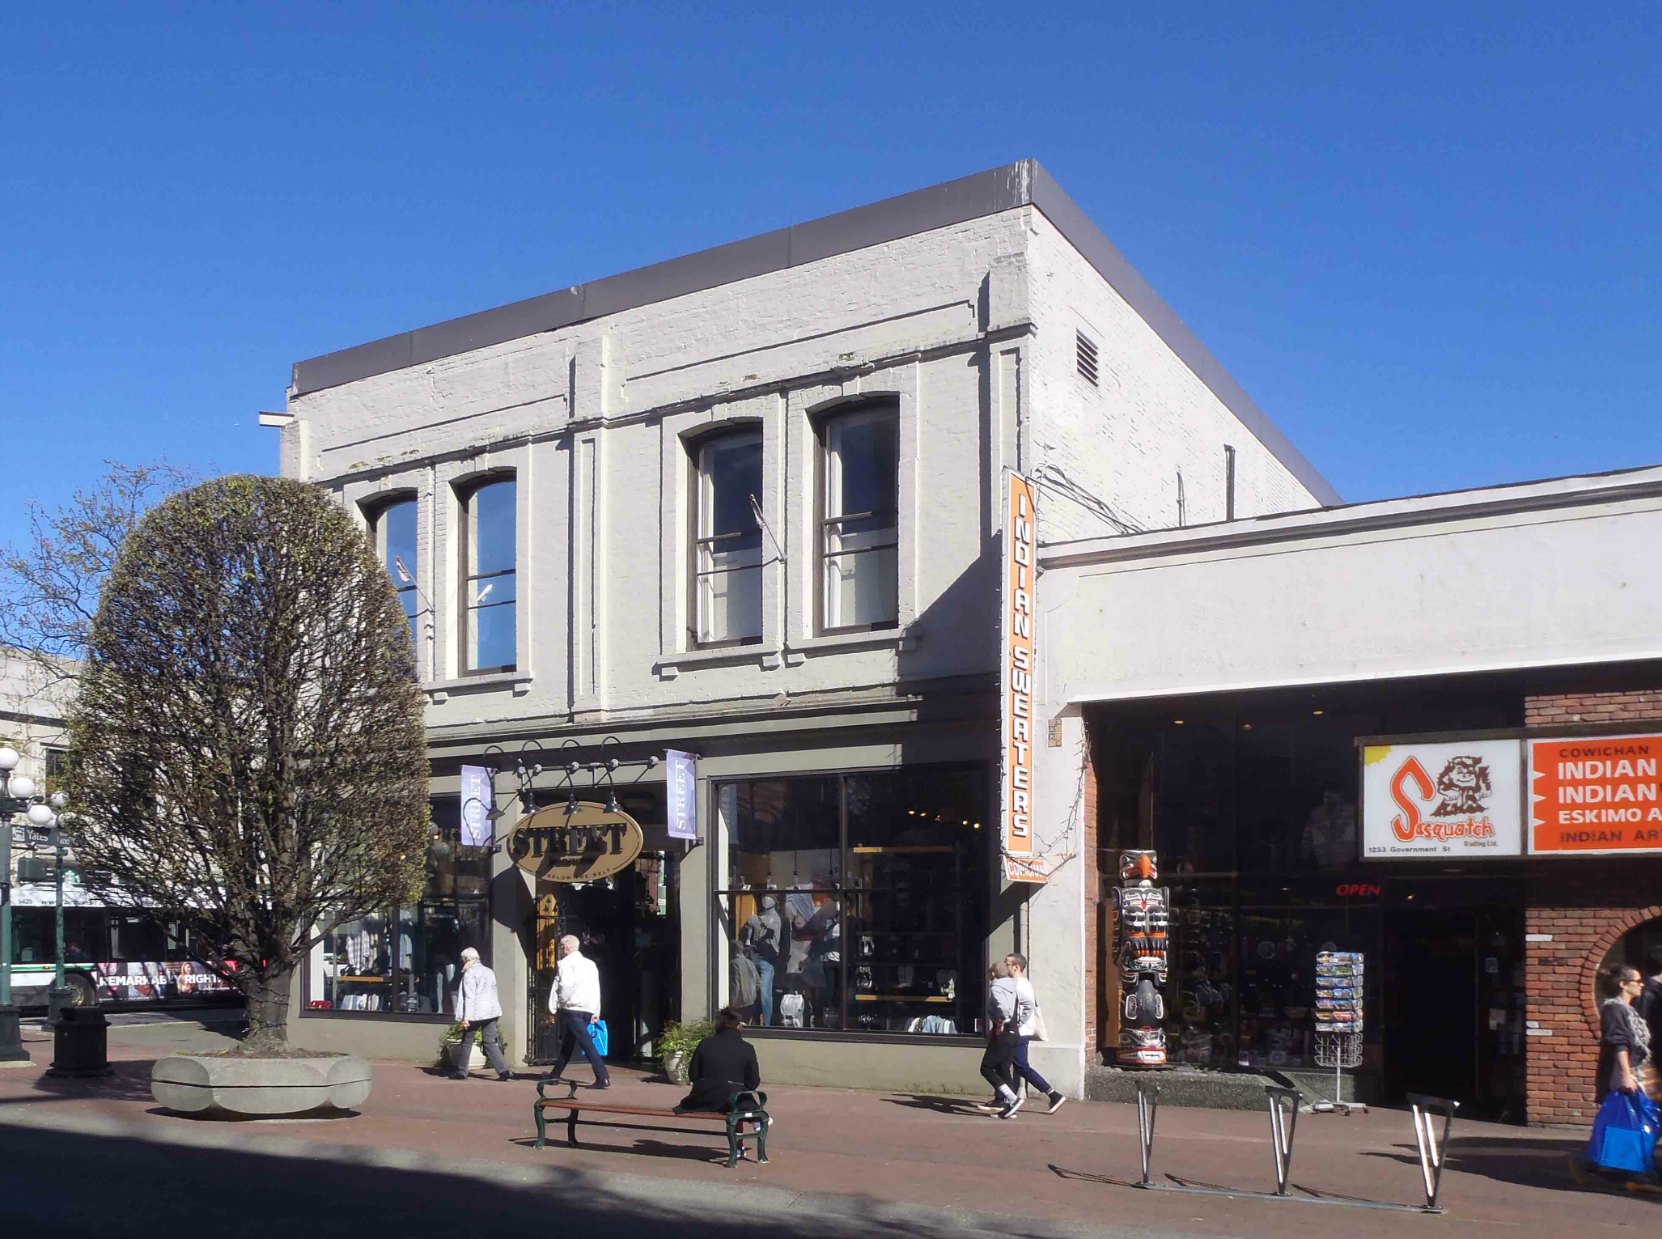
[440, 1041, 487, 1073]
[663, 1053, 690, 1086]
[151, 1054, 372, 1118]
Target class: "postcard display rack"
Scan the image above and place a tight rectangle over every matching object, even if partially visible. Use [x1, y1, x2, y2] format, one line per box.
[1312, 950, 1365, 1113]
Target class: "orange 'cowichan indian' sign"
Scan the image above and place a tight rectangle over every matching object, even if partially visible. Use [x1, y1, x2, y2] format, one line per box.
[1001, 471, 1044, 883]
[1529, 734, 1662, 855]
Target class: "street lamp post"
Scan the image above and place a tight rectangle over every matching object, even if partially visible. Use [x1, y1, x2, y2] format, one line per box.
[1, 744, 63, 1063]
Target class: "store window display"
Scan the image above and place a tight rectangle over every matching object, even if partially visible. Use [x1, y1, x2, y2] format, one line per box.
[307, 796, 492, 1018]
[718, 765, 987, 1035]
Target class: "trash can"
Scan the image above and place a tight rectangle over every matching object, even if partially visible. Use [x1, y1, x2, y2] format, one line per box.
[49, 1005, 111, 1077]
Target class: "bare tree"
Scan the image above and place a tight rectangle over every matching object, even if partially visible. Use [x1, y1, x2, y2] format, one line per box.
[65, 475, 430, 1050]
[0, 461, 196, 687]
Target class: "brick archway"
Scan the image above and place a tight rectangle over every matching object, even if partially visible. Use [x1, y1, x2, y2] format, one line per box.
[1577, 905, 1662, 1037]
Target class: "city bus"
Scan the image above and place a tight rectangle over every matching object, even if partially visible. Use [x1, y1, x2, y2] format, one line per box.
[6, 881, 239, 1009]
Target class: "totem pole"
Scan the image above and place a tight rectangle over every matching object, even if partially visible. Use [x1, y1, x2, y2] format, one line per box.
[1115, 850, 1170, 1067]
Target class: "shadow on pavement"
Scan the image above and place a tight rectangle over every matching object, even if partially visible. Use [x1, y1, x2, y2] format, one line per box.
[882, 1093, 983, 1115]
[0, 1057, 158, 1107]
[1362, 1135, 1581, 1192]
[0, 1124, 1023, 1239]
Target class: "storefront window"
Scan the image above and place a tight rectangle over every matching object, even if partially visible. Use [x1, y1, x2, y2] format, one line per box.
[307, 797, 492, 1018]
[719, 766, 987, 1035]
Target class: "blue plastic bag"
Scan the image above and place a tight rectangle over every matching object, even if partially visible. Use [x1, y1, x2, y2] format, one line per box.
[588, 1018, 609, 1057]
[1588, 1090, 1660, 1174]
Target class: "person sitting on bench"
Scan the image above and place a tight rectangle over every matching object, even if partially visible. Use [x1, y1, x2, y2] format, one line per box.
[678, 1007, 761, 1115]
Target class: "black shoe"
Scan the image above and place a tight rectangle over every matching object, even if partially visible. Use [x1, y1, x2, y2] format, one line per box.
[496, 1073, 513, 1082]
[593, 1081, 611, 1090]
[447, 1073, 470, 1080]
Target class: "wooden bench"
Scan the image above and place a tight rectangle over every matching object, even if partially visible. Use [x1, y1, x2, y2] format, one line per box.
[532, 1078, 771, 1168]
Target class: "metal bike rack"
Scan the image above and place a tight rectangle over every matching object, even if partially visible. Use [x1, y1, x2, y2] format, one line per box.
[1135, 1083, 1158, 1187]
[1265, 1086, 1301, 1197]
[1118, 1082, 1452, 1214]
[1407, 1094, 1458, 1213]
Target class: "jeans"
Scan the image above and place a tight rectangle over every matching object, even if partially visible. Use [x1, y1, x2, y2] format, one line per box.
[1012, 1036, 1052, 1095]
[978, 1033, 1018, 1101]
[756, 958, 776, 1027]
[455, 1016, 511, 1077]
[551, 1009, 610, 1086]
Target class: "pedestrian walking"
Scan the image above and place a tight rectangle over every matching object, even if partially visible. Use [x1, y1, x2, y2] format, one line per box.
[1006, 953, 1067, 1114]
[1638, 948, 1662, 1089]
[450, 946, 512, 1081]
[1581, 963, 1660, 1193]
[977, 960, 1023, 1118]
[972, 961, 1019, 1113]
[546, 934, 612, 1089]
[1597, 965, 1653, 1105]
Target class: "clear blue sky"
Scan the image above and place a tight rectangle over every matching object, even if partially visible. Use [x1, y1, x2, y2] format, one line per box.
[4, 4, 1658, 549]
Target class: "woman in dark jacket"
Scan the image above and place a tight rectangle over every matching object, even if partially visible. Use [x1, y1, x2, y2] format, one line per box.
[1596, 965, 1652, 1103]
[677, 1007, 761, 1113]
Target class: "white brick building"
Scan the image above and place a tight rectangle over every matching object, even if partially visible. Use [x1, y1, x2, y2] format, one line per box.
[275, 161, 1332, 1093]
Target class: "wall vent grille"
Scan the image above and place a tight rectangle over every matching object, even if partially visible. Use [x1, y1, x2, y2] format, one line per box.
[1076, 331, 1100, 386]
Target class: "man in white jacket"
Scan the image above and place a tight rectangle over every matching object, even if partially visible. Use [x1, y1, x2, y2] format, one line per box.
[547, 935, 611, 1089]
[451, 946, 513, 1081]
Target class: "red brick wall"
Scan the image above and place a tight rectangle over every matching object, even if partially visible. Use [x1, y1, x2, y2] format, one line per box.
[1523, 688, 1662, 1125]
[1526, 688, 1662, 728]
[1525, 900, 1662, 1125]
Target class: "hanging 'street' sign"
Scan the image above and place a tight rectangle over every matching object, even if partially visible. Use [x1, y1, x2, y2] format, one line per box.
[1001, 470, 1045, 883]
[506, 802, 644, 883]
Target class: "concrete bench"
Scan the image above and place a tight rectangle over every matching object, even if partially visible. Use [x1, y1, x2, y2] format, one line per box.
[532, 1078, 770, 1168]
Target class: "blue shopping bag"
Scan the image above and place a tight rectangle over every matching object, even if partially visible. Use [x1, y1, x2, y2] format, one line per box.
[1588, 1091, 1660, 1174]
[588, 1018, 609, 1057]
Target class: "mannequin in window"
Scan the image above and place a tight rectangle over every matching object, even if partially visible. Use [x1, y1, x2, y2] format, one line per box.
[741, 895, 782, 1027]
[795, 887, 841, 1028]
[1303, 791, 1357, 869]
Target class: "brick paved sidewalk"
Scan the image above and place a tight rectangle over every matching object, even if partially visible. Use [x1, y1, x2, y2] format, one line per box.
[1, 1022, 1656, 1237]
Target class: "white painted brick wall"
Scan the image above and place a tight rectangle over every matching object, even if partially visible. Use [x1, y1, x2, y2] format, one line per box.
[1025, 214, 1318, 544]
[284, 203, 1326, 733]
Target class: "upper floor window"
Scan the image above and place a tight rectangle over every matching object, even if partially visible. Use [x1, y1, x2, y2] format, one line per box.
[367, 496, 420, 653]
[458, 477, 516, 673]
[692, 431, 763, 645]
[819, 405, 898, 632]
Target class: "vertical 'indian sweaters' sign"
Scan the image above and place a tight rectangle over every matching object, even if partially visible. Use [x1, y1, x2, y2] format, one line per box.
[1001, 471, 1045, 883]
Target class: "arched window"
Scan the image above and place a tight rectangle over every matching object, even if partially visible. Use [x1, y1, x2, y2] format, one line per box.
[691, 431, 763, 645]
[458, 476, 516, 673]
[365, 495, 420, 653]
[818, 404, 898, 632]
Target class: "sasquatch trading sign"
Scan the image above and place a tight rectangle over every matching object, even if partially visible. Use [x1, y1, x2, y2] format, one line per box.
[1001, 471, 1045, 884]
